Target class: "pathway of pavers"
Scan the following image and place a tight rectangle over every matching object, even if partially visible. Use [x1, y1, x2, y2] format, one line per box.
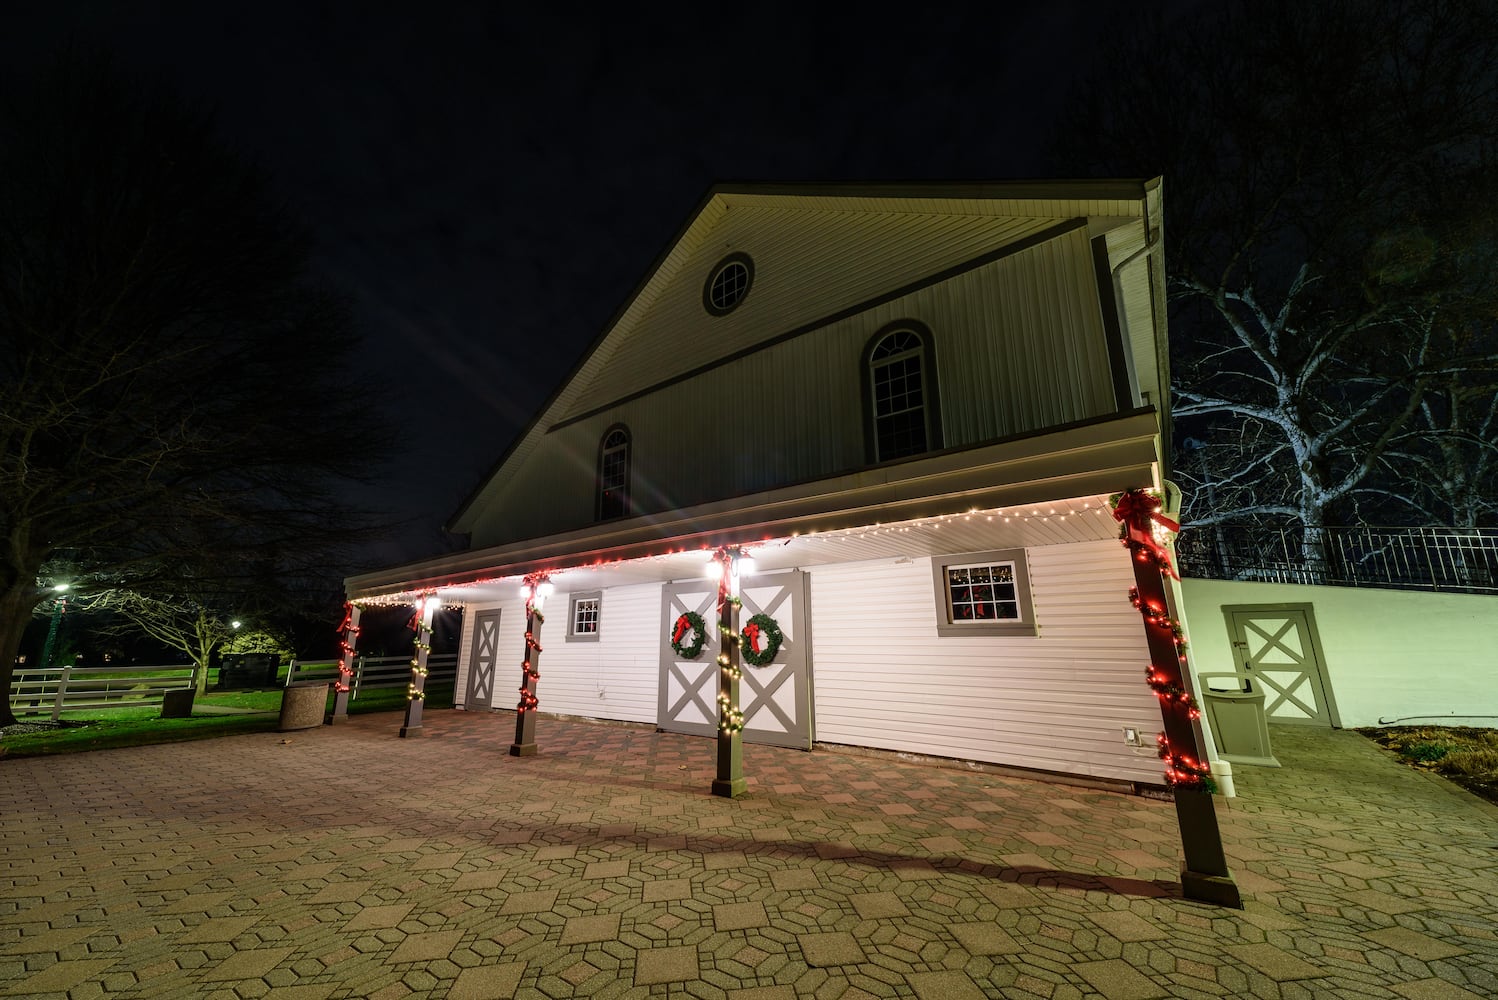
[2, 713, 1496, 999]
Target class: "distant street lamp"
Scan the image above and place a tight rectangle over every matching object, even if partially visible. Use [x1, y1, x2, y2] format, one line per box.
[40, 583, 71, 669]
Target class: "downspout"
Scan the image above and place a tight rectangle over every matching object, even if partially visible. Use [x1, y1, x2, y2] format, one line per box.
[1106, 207, 1164, 433]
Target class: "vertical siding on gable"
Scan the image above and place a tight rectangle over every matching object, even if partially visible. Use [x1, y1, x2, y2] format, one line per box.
[471, 229, 1118, 548]
[563, 209, 1060, 420]
[806, 539, 1165, 784]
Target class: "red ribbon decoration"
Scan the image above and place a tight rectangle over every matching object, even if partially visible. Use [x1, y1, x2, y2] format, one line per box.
[742, 622, 763, 656]
[672, 614, 690, 645]
[1111, 489, 1181, 580]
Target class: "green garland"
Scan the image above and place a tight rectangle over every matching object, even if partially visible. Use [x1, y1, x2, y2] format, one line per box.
[740, 613, 784, 667]
[670, 611, 707, 659]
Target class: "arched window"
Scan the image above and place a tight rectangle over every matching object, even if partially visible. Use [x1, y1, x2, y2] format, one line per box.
[865, 324, 939, 463]
[597, 426, 631, 520]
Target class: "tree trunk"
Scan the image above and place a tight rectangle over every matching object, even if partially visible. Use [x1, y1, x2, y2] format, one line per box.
[0, 583, 44, 727]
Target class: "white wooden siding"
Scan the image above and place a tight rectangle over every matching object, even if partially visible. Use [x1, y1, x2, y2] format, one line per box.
[470, 228, 1116, 547]
[806, 540, 1166, 784]
[454, 597, 521, 712]
[455, 584, 661, 724]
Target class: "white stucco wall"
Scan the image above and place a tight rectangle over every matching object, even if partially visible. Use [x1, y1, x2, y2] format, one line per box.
[1178, 578, 1497, 729]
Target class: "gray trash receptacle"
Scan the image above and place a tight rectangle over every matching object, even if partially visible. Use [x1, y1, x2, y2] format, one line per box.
[1199, 673, 1279, 767]
[279, 682, 330, 731]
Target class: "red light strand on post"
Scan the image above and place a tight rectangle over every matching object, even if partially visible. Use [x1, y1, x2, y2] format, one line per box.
[1110, 489, 1181, 580]
[1111, 489, 1215, 794]
[516, 572, 549, 714]
[335, 601, 360, 694]
[1146, 665, 1201, 720]
[1157, 733, 1213, 789]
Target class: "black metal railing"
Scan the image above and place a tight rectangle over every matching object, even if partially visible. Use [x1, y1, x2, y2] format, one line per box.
[1177, 525, 1498, 595]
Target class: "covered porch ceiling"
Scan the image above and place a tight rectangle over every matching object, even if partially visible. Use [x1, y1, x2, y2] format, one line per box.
[364, 494, 1125, 608]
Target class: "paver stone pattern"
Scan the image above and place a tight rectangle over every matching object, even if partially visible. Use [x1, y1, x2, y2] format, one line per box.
[2, 714, 1496, 998]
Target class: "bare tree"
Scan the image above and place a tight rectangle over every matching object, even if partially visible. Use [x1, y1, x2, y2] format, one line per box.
[1050, 0, 1498, 551]
[0, 52, 391, 725]
[80, 589, 292, 695]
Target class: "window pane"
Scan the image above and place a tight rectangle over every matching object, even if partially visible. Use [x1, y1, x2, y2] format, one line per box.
[946, 562, 1020, 624]
[871, 334, 929, 462]
[599, 430, 630, 519]
[573, 598, 599, 635]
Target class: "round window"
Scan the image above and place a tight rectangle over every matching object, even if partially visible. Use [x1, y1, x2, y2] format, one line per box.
[703, 253, 754, 316]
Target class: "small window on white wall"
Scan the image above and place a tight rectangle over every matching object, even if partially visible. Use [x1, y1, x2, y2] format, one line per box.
[567, 590, 602, 642]
[931, 549, 1037, 637]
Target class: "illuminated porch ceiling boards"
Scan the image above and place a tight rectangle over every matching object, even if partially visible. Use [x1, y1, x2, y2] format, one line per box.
[361, 493, 1123, 607]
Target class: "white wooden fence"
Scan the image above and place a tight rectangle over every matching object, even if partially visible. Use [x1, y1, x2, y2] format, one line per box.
[7, 653, 460, 721]
[9, 663, 198, 721]
[283, 653, 457, 698]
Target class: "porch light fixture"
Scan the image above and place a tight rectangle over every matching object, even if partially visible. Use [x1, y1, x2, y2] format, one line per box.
[521, 581, 555, 610]
[424, 595, 443, 611]
[704, 558, 724, 581]
[737, 555, 757, 577]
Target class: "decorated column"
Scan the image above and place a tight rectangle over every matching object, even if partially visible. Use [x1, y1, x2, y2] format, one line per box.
[711, 546, 747, 798]
[400, 593, 439, 738]
[1112, 489, 1241, 908]
[327, 601, 361, 725]
[509, 573, 552, 757]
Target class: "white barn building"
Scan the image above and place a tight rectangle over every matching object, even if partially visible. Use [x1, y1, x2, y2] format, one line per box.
[349, 180, 1194, 792]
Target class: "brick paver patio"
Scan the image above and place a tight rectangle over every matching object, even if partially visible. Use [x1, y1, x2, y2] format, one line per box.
[2, 712, 1495, 998]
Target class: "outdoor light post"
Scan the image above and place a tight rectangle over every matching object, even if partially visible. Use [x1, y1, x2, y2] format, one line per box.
[40, 583, 70, 669]
[509, 574, 552, 757]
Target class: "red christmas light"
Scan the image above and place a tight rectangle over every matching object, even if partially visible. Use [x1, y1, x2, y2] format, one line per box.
[1110, 489, 1181, 580]
[1156, 733, 1215, 791]
[515, 573, 549, 714]
[334, 601, 361, 694]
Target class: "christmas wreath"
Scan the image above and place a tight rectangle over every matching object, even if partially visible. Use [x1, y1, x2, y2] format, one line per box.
[670, 611, 707, 659]
[739, 613, 784, 667]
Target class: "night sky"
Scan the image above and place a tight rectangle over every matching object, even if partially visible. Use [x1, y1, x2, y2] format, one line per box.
[9, 2, 1183, 565]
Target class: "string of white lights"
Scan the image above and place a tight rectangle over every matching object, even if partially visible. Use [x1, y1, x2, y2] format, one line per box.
[353, 496, 1122, 607]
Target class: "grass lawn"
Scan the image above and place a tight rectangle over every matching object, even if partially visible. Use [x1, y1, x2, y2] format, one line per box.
[1363, 726, 1498, 806]
[0, 683, 455, 758]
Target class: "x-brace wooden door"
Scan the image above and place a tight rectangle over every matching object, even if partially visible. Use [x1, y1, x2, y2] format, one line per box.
[658, 571, 813, 748]
[463, 608, 501, 711]
[1226, 606, 1337, 726]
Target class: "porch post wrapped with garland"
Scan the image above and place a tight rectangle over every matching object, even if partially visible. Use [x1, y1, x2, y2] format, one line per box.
[711, 546, 748, 797]
[509, 572, 551, 757]
[1111, 488, 1241, 908]
[327, 601, 361, 725]
[400, 594, 437, 738]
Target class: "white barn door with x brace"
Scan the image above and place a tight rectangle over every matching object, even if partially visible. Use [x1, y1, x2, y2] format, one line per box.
[658, 571, 813, 749]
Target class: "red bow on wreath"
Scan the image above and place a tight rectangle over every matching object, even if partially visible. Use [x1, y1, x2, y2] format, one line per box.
[1111, 489, 1181, 580]
[742, 622, 763, 654]
[672, 616, 689, 645]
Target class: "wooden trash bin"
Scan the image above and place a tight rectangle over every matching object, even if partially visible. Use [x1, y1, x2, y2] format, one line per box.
[279, 682, 330, 732]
